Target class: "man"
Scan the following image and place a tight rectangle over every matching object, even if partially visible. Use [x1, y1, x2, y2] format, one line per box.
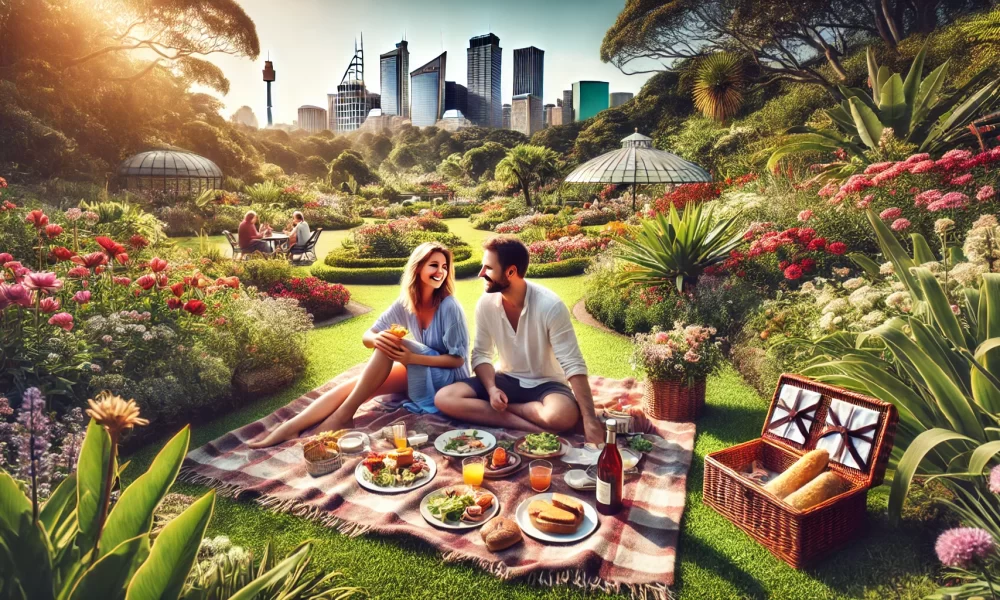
[238, 210, 272, 255]
[434, 237, 605, 444]
[286, 211, 311, 250]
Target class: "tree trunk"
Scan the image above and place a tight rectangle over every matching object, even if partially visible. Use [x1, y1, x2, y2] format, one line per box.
[870, 0, 897, 47]
[518, 174, 532, 207]
[881, 0, 903, 43]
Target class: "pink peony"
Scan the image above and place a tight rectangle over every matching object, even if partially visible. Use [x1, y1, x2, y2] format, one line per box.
[47, 312, 73, 331]
[22, 271, 62, 294]
[879, 207, 902, 221]
[39, 297, 60, 314]
[977, 186, 995, 202]
[113, 276, 131, 286]
[148, 257, 168, 273]
[135, 274, 156, 290]
[798, 209, 813, 222]
[0, 283, 31, 307]
[936, 527, 995, 568]
[783, 264, 803, 280]
[891, 218, 912, 231]
[72, 290, 91, 304]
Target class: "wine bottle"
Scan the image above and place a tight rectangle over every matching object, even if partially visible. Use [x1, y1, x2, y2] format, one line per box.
[596, 418, 623, 515]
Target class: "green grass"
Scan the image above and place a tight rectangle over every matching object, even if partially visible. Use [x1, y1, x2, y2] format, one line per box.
[127, 218, 936, 599]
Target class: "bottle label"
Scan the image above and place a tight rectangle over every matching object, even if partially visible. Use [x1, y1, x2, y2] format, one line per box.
[596, 477, 611, 504]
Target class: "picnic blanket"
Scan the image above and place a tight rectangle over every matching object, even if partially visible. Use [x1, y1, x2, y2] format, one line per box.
[180, 365, 696, 599]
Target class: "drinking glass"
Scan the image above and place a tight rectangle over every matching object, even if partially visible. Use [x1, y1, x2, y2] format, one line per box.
[529, 460, 552, 492]
[463, 456, 486, 487]
[392, 423, 408, 450]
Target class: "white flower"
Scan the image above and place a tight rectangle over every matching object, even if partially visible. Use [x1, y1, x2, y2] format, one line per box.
[843, 277, 866, 291]
[880, 262, 895, 276]
[950, 262, 989, 287]
[859, 310, 887, 329]
[822, 298, 850, 315]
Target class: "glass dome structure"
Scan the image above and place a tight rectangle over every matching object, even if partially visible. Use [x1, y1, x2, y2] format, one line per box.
[118, 150, 223, 196]
[564, 131, 711, 185]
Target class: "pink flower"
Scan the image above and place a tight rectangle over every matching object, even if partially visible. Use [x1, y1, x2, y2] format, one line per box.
[66, 267, 89, 278]
[0, 283, 31, 307]
[818, 182, 839, 198]
[44, 224, 63, 238]
[841, 175, 875, 194]
[864, 161, 895, 175]
[72, 290, 91, 304]
[25, 210, 49, 229]
[908, 160, 936, 174]
[989, 465, 1000, 494]
[797, 209, 813, 222]
[871, 164, 907, 185]
[683, 350, 701, 363]
[879, 207, 902, 221]
[22, 271, 62, 294]
[941, 149, 973, 162]
[950, 173, 974, 186]
[936, 527, 995, 568]
[856, 194, 873, 209]
[39, 296, 60, 313]
[47, 312, 73, 331]
[113, 276, 131, 286]
[783, 264, 803, 280]
[891, 218, 912, 231]
[148, 257, 168, 273]
[927, 192, 969, 212]
[914, 189, 943, 206]
[654, 331, 669, 344]
[977, 186, 995, 202]
[114, 253, 129, 266]
[135, 274, 156, 290]
[71, 252, 108, 269]
[166, 297, 183, 310]
[0, 253, 12, 264]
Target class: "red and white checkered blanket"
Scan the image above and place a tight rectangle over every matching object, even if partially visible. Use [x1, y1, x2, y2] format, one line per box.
[181, 366, 695, 599]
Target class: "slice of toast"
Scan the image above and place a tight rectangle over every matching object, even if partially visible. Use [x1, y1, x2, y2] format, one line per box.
[537, 504, 577, 525]
[527, 500, 549, 518]
[551, 493, 584, 518]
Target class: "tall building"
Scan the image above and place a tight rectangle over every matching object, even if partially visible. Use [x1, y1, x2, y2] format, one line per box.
[410, 52, 447, 127]
[501, 104, 511, 129]
[335, 37, 368, 132]
[262, 59, 276, 127]
[445, 81, 468, 116]
[513, 46, 544, 99]
[572, 81, 609, 121]
[467, 34, 502, 128]
[297, 105, 328, 132]
[561, 89, 574, 124]
[511, 94, 543, 137]
[610, 92, 634, 107]
[543, 103, 556, 128]
[326, 93, 337, 130]
[379, 40, 409, 118]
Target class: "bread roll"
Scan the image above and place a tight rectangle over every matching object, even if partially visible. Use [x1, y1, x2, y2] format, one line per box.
[481, 517, 522, 551]
[764, 449, 829, 499]
[784, 471, 847, 510]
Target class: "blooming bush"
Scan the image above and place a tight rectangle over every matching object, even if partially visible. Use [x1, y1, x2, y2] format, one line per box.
[716, 223, 850, 288]
[650, 183, 721, 214]
[527, 234, 608, 264]
[495, 213, 556, 234]
[631, 322, 723, 384]
[572, 198, 634, 226]
[269, 277, 350, 320]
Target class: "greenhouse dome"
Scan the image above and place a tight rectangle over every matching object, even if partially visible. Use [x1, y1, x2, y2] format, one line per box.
[117, 150, 223, 196]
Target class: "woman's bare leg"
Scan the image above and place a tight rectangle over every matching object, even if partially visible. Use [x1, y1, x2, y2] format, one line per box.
[313, 351, 408, 433]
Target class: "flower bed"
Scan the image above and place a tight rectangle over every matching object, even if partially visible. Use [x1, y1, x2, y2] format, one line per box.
[269, 277, 351, 321]
[527, 234, 608, 264]
[495, 213, 556, 234]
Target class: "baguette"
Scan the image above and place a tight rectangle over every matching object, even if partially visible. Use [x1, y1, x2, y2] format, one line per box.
[764, 449, 829, 499]
[784, 471, 847, 510]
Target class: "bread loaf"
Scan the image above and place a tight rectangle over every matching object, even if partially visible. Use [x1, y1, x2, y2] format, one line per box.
[764, 449, 829, 499]
[481, 517, 522, 551]
[784, 471, 847, 510]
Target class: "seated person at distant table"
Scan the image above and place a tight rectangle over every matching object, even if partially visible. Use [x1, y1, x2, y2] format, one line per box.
[238, 210, 272, 254]
[285, 210, 311, 251]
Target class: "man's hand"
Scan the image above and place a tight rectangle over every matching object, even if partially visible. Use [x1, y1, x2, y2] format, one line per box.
[488, 386, 508, 412]
[583, 413, 605, 445]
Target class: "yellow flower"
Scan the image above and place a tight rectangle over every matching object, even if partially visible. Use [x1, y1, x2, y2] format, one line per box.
[86, 391, 149, 437]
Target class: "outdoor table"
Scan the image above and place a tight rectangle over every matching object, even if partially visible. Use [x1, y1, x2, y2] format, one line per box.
[262, 232, 288, 254]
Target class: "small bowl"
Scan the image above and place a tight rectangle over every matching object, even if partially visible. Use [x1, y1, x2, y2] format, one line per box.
[338, 432, 366, 454]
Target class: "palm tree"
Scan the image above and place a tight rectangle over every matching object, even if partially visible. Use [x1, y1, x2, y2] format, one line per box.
[692, 52, 746, 122]
[494, 145, 561, 207]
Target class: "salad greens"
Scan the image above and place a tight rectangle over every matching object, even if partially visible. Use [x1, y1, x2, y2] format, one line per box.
[443, 429, 483, 453]
[520, 432, 561, 455]
[629, 437, 654, 453]
[427, 492, 475, 521]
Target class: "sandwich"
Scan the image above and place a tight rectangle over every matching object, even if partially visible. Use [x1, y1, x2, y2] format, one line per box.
[388, 447, 413, 468]
[387, 324, 409, 338]
[481, 517, 522, 552]
[528, 495, 584, 535]
[551, 493, 584, 517]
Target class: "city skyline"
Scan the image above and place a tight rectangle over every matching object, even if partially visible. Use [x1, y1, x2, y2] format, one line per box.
[200, 0, 650, 125]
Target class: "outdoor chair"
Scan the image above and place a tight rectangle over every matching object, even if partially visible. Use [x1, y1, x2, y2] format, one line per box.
[223, 230, 244, 260]
[289, 228, 322, 264]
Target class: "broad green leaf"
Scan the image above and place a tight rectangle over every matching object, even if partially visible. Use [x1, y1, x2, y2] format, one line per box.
[974, 276, 1000, 413]
[125, 491, 215, 600]
[916, 268, 969, 351]
[867, 210, 920, 298]
[879, 74, 909, 134]
[876, 66, 891, 99]
[849, 97, 884, 148]
[910, 233, 937, 263]
[910, 61, 949, 136]
[100, 427, 189, 558]
[228, 542, 312, 600]
[902, 41, 927, 106]
[1, 512, 56, 600]
[70, 535, 150, 600]
[767, 140, 840, 170]
[39, 474, 77, 538]
[0, 469, 32, 532]
[969, 441, 1000, 476]
[848, 252, 882, 279]
[889, 428, 974, 524]
[826, 103, 858, 133]
[77, 419, 112, 554]
[866, 47, 879, 103]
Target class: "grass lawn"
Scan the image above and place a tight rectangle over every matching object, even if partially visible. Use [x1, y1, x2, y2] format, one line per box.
[128, 218, 938, 599]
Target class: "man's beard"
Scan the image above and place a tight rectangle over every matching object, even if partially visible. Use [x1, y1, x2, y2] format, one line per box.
[483, 274, 509, 293]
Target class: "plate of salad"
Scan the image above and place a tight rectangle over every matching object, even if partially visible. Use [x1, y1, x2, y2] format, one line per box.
[355, 450, 436, 494]
[514, 432, 569, 459]
[419, 485, 499, 529]
[434, 429, 496, 457]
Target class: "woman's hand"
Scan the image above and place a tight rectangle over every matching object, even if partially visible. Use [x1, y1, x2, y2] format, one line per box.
[382, 343, 413, 365]
[372, 331, 402, 355]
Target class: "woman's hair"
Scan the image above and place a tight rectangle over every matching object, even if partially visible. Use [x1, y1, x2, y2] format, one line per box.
[399, 242, 455, 313]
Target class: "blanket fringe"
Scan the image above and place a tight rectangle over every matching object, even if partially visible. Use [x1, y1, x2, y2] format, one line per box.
[178, 467, 674, 600]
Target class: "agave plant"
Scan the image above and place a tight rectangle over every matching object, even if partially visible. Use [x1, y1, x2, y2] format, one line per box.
[692, 52, 746, 122]
[244, 181, 283, 204]
[805, 210, 1000, 524]
[613, 201, 744, 292]
[768, 42, 1000, 177]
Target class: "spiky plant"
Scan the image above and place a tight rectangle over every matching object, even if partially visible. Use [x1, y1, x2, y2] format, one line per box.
[692, 53, 745, 122]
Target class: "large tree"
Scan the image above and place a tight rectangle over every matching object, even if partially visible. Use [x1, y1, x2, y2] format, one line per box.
[600, 0, 987, 88]
[494, 145, 562, 207]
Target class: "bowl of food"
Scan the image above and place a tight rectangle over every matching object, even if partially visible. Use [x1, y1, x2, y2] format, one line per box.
[302, 439, 343, 476]
[514, 432, 568, 459]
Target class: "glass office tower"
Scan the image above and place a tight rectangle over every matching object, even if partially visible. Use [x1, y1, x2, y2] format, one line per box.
[410, 52, 446, 127]
[467, 34, 502, 128]
[379, 40, 409, 118]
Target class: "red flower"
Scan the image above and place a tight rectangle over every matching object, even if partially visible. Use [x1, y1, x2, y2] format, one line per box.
[39, 296, 61, 313]
[183, 299, 207, 316]
[113, 276, 132, 286]
[0, 177, 6, 188]
[95, 236, 125, 257]
[170, 282, 185, 297]
[44, 224, 63, 238]
[50, 246, 75, 262]
[148, 257, 168, 273]
[827, 242, 847, 255]
[128, 235, 149, 250]
[0, 253, 12, 263]
[115, 252, 129, 265]
[1, 201, 15, 211]
[807, 238, 827, 251]
[66, 266, 90, 278]
[166, 297, 183, 310]
[799, 258, 816, 272]
[47, 312, 73, 331]
[135, 274, 156, 290]
[25, 210, 49, 229]
[215, 276, 239, 289]
[71, 252, 108, 269]
[783, 264, 803, 280]
[73, 290, 91, 304]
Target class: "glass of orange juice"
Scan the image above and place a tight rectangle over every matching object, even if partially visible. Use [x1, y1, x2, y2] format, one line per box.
[529, 460, 552, 492]
[462, 456, 486, 487]
[392, 423, 408, 450]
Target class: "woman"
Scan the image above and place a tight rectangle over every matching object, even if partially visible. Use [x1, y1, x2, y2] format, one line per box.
[249, 242, 469, 448]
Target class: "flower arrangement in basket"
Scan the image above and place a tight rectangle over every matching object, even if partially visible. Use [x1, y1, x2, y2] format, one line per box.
[631, 322, 723, 421]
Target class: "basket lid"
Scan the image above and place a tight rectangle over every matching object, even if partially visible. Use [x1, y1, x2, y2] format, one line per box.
[760, 374, 898, 488]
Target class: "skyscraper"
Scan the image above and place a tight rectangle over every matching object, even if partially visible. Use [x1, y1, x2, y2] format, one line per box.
[610, 92, 634, 107]
[410, 52, 447, 127]
[543, 103, 555, 128]
[562, 90, 574, 124]
[379, 40, 409, 118]
[511, 94, 543, 137]
[501, 104, 511, 129]
[467, 34, 502, 128]
[445, 81, 468, 116]
[513, 46, 544, 99]
[297, 105, 328, 132]
[572, 81, 609, 121]
[336, 37, 368, 132]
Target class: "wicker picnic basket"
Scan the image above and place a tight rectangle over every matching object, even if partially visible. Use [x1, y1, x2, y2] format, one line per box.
[642, 378, 705, 421]
[702, 373, 897, 568]
[302, 439, 343, 477]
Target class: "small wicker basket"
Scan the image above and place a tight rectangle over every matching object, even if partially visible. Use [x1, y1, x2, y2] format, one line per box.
[302, 439, 343, 477]
[642, 378, 706, 422]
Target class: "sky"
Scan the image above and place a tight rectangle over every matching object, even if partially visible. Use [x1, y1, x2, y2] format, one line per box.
[202, 0, 655, 125]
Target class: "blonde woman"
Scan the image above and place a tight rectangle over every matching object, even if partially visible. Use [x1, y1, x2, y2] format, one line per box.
[249, 242, 469, 447]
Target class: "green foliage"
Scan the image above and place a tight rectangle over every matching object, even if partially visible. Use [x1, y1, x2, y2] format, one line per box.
[244, 181, 283, 204]
[494, 145, 562, 207]
[312, 250, 481, 284]
[460, 142, 508, 181]
[525, 257, 592, 278]
[692, 52, 746, 121]
[228, 258, 292, 290]
[328, 150, 378, 187]
[666, 117, 753, 176]
[325, 245, 472, 269]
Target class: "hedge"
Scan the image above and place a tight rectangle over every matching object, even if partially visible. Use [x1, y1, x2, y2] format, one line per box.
[311, 251, 482, 284]
[324, 245, 472, 269]
[525, 257, 591, 278]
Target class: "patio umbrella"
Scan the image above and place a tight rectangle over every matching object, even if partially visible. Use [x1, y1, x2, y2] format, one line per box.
[564, 130, 713, 211]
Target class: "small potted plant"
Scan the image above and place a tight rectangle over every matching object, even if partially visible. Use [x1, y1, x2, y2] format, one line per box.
[632, 322, 722, 421]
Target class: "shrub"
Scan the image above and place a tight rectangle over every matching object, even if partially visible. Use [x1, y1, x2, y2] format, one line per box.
[495, 213, 556, 234]
[583, 256, 688, 335]
[312, 250, 481, 284]
[527, 235, 608, 264]
[301, 206, 364, 230]
[159, 205, 204, 236]
[438, 203, 481, 218]
[227, 257, 292, 290]
[325, 245, 471, 269]
[269, 277, 350, 320]
[526, 257, 591, 278]
[354, 222, 410, 258]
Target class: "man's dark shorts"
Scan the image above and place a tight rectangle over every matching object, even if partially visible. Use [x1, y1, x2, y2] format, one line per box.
[457, 373, 575, 404]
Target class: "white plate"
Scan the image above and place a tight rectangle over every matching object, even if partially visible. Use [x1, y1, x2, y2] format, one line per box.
[434, 429, 497, 457]
[515, 493, 599, 544]
[419, 485, 501, 529]
[355, 451, 437, 494]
